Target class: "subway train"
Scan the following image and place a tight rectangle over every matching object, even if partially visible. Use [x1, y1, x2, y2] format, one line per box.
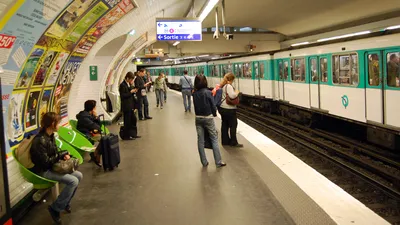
[148, 32, 400, 149]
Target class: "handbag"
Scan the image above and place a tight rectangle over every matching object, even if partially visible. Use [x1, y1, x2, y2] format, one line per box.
[52, 158, 79, 174]
[225, 85, 240, 105]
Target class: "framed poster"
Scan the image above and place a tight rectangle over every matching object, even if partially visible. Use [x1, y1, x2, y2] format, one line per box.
[25, 89, 41, 132]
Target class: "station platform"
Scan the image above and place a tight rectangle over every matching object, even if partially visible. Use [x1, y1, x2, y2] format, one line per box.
[16, 90, 388, 225]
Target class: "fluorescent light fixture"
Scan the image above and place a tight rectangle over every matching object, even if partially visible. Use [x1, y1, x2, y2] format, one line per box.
[199, 0, 219, 22]
[198, 54, 209, 57]
[386, 25, 400, 30]
[136, 58, 141, 62]
[291, 42, 309, 47]
[129, 29, 135, 35]
[317, 31, 371, 42]
[173, 41, 180, 46]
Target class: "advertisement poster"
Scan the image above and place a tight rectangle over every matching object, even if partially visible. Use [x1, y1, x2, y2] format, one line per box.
[7, 90, 26, 146]
[14, 48, 44, 89]
[45, 0, 96, 39]
[0, 0, 71, 74]
[38, 88, 52, 124]
[25, 90, 41, 132]
[52, 56, 83, 125]
[45, 52, 70, 86]
[33, 50, 58, 87]
[66, 2, 109, 43]
[1, 85, 13, 155]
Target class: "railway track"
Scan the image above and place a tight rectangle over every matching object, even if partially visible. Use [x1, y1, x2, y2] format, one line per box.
[237, 105, 400, 224]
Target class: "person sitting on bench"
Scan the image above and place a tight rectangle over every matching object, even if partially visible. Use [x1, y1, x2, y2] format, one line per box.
[30, 112, 83, 224]
[76, 100, 101, 166]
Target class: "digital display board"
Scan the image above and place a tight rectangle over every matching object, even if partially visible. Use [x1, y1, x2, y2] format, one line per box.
[156, 18, 202, 41]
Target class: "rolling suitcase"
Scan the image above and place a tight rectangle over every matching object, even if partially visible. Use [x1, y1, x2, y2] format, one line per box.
[98, 115, 120, 171]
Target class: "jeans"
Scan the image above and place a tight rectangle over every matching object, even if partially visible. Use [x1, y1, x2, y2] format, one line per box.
[164, 89, 167, 101]
[42, 170, 83, 212]
[218, 107, 239, 145]
[195, 117, 222, 166]
[138, 95, 149, 119]
[182, 89, 192, 111]
[155, 89, 164, 107]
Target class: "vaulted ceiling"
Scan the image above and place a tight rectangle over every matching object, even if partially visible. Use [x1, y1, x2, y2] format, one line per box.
[202, 0, 400, 37]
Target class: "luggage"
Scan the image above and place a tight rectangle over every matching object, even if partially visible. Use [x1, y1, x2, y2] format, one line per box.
[15, 134, 36, 168]
[119, 124, 137, 140]
[98, 115, 120, 171]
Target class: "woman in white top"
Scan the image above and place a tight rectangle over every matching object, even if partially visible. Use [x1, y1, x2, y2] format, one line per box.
[218, 73, 243, 148]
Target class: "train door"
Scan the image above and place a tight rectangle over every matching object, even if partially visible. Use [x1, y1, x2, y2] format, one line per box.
[254, 61, 261, 95]
[309, 57, 320, 108]
[365, 51, 384, 124]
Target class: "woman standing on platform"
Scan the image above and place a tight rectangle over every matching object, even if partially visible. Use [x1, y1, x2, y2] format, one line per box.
[193, 75, 226, 168]
[30, 112, 83, 224]
[154, 72, 166, 109]
[218, 73, 243, 148]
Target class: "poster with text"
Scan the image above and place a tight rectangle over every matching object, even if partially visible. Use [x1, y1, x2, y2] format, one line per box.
[52, 56, 83, 125]
[14, 48, 44, 89]
[66, 2, 109, 43]
[75, 0, 135, 55]
[0, 0, 71, 75]
[1, 85, 14, 155]
[45, 52, 70, 86]
[38, 88, 52, 124]
[7, 90, 26, 145]
[25, 90, 41, 131]
[45, 0, 96, 39]
[32, 50, 58, 87]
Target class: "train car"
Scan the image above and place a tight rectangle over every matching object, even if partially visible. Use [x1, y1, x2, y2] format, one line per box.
[274, 33, 400, 129]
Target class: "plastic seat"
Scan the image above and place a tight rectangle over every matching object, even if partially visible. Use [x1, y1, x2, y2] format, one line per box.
[57, 127, 95, 156]
[12, 138, 82, 190]
[55, 137, 84, 164]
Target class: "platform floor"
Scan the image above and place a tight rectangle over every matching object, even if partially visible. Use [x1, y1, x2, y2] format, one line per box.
[16, 91, 295, 225]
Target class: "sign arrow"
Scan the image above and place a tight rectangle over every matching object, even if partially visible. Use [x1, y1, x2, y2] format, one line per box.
[158, 23, 162, 27]
[158, 35, 162, 40]
[164, 24, 168, 27]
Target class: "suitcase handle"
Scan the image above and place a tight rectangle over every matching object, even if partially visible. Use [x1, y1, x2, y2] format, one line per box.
[97, 114, 107, 136]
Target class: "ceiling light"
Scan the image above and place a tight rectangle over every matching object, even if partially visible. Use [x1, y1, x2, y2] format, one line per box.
[291, 42, 309, 47]
[317, 31, 371, 42]
[386, 25, 400, 30]
[173, 41, 180, 46]
[198, 54, 209, 57]
[128, 29, 135, 35]
[199, 0, 219, 22]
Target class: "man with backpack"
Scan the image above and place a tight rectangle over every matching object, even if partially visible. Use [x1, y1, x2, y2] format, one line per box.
[179, 70, 193, 112]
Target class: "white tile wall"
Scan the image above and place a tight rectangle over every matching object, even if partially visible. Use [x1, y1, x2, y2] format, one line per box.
[68, 0, 190, 121]
[6, 157, 33, 207]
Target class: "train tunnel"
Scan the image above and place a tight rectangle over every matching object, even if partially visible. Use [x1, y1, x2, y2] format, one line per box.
[1, 0, 400, 224]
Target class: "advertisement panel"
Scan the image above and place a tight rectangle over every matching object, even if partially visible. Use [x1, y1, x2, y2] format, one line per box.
[24, 89, 41, 132]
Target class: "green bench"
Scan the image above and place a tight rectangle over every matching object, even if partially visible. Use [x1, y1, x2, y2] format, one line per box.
[57, 126, 96, 157]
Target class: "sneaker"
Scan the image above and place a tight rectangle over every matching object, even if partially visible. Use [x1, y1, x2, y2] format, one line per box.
[160, 106, 163, 109]
[156, 104, 159, 107]
[48, 206, 61, 224]
[217, 162, 227, 168]
[203, 162, 209, 167]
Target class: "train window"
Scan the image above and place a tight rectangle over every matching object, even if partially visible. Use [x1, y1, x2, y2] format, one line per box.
[214, 65, 220, 77]
[291, 58, 305, 82]
[199, 67, 204, 75]
[243, 62, 252, 79]
[284, 61, 289, 80]
[386, 52, 400, 87]
[279, 60, 283, 80]
[368, 54, 380, 86]
[310, 58, 318, 82]
[254, 62, 259, 79]
[320, 58, 328, 83]
[259, 62, 265, 79]
[237, 64, 243, 78]
[166, 69, 169, 75]
[222, 64, 232, 75]
[332, 53, 359, 86]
